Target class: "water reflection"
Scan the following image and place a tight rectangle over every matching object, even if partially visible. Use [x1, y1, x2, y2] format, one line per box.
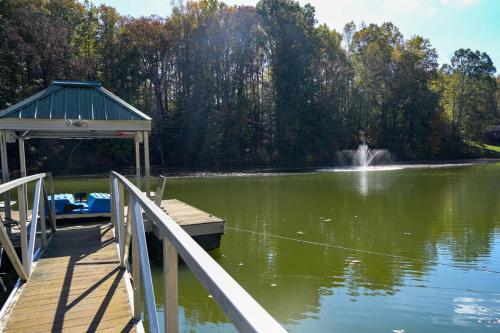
[157, 163, 500, 332]
[453, 297, 500, 328]
[358, 170, 369, 196]
[52, 163, 500, 332]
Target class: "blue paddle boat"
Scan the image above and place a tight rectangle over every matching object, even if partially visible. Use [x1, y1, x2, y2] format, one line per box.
[48, 192, 111, 218]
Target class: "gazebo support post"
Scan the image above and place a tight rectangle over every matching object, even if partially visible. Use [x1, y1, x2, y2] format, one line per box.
[135, 132, 141, 189]
[19, 137, 26, 178]
[0, 131, 11, 218]
[18, 137, 28, 219]
[144, 131, 151, 198]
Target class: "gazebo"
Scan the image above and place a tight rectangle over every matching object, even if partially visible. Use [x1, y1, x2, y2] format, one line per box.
[0, 80, 152, 218]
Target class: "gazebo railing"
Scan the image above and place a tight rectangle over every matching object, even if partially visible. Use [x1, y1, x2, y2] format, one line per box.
[0, 173, 56, 281]
[109, 171, 286, 333]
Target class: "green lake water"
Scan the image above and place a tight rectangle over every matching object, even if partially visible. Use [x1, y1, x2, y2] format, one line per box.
[52, 163, 500, 332]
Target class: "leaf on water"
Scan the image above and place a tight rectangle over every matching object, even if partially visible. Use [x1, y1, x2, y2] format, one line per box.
[323, 218, 332, 222]
[238, 262, 244, 266]
[404, 232, 411, 235]
[270, 283, 277, 287]
[296, 231, 304, 235]
[350, 260, 362, 264]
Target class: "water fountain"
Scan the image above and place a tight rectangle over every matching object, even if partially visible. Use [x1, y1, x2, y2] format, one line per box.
[327, 144, 398, 172]
[350, 144, 390, 168]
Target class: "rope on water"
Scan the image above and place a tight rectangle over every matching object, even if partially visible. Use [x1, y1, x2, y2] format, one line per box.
[226, 226, 500, 275]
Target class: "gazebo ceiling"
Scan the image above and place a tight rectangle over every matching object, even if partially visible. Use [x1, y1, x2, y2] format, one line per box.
[0, 81, 151, 138]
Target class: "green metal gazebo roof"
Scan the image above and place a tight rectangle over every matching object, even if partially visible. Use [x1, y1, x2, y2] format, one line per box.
[0, 81, 151, 138]
[0, 81, 150, 121]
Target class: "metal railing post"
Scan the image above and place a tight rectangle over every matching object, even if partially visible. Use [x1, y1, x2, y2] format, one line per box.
[27, 178, 42, 274]
[122, 197, 133, 269]
[118, 182, 125, 261]
[132, 198, 159, 333]
[163, 238, 178, 332]
[131, 199, 142, 321]
[17, 185, 29, 274]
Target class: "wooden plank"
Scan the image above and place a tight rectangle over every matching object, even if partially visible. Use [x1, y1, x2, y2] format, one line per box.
[141, 198, 224, 238]
[2, 221, 136, 333]
[162, 199, 223, 225]
[4, 314, 135, 333]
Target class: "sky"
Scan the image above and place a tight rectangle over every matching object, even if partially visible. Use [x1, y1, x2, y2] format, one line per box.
[93, 0, 500, 70]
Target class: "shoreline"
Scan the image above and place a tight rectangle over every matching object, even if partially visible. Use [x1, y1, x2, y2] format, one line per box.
[49, 158, 500, 179]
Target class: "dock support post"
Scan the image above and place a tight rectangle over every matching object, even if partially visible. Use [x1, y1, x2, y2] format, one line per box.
[46, 172, 56, 231]
[144, 131, 151, 198]
[135, 133, 141, 189]
[0, 132, 11, 219]
[163, 238, 178, 332]
[111, 178, 122, 246]
[48, 172, 57, 231]
[110, 175, 115, 228]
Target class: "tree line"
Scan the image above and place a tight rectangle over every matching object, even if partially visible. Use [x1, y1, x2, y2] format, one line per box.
[0, 0, 498, 172]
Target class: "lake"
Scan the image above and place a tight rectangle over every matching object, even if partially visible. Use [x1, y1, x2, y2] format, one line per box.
[53, 162, 500, 332]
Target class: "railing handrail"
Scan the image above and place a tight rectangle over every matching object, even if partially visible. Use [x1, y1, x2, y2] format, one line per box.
[0, 173, 47, 195]
[110, 171, 286, 333]
[0, 173, 56, 282]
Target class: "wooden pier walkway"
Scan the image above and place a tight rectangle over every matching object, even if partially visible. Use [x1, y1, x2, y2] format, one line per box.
[2, 221, 135, 333]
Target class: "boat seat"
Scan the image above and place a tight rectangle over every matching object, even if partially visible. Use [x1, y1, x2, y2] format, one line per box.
[74, 192, 87, 203]
[63, 203, 85, 213]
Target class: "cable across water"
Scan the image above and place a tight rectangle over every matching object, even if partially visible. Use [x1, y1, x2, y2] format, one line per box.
[226, 226, 500, 275]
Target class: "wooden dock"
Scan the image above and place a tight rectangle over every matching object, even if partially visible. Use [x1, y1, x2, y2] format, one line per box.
[148, 199, 225, 251]
[1, 221, 135, 333]
[161, 199, 224, 236]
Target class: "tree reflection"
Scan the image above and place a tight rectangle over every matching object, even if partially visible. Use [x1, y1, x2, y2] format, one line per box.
[149, 164, 500, 329]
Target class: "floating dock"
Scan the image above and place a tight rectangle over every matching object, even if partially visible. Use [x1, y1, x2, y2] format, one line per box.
[7, 198, 224, 251]
[150, 199, 224, 251]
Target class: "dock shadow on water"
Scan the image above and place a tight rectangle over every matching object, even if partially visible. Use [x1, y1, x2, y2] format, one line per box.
[55, 162, 500, 332]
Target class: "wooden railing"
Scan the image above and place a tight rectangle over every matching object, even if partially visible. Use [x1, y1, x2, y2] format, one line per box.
[0, 173, 56, 281]
[109, 171, 286, 333]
